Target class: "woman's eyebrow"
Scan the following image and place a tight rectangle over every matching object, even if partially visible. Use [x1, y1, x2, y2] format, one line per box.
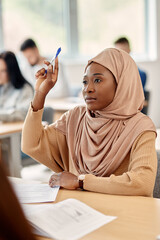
[93, 73, 104, 76]
[83, 73, 104, 78]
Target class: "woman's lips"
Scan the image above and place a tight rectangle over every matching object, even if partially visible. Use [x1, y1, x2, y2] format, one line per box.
[85, 97, 96, 103]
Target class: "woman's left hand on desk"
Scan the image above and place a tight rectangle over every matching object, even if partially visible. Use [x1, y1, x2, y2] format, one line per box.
[49, 171, 79, 190]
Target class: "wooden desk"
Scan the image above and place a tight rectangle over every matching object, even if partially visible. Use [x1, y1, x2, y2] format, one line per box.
[45, 97, 85, 121]
[35, 189, 160, 240]
[0, 121, 23, 177]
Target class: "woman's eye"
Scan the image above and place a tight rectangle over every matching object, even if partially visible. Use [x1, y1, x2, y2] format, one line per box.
[94, 78, 101, 83]
[82, 80, 87, 85]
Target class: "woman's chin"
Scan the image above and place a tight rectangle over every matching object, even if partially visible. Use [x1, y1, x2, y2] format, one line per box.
[86, 104, 98, 111]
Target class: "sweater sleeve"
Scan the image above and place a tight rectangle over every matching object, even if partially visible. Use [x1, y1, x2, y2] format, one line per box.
[21, 104, 69, 172]
[0, 84, 33, 122]
[83, 131, 157, 197]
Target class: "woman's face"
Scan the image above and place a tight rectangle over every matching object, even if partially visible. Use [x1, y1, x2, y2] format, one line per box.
[0, 59, 9, 85]
[82, 62, 117, 111]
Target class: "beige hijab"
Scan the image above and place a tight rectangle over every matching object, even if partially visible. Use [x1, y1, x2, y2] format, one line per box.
[53, 48, 156, 176]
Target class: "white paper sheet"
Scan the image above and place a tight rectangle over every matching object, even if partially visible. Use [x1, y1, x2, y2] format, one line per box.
[12, 183, 59, 203]
[23, 198, 117, 240]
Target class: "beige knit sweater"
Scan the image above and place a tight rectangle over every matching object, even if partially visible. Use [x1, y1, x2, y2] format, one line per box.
[21, 106, 157, 197]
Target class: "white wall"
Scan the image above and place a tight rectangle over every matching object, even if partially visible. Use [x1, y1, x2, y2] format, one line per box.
[138, 0, 160, 127]
[138, 60, 160, 127]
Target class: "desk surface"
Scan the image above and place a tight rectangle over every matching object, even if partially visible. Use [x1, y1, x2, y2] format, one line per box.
[0, 121, 23, 136]
[45, 97, 85, 111]
[35, 189, 160, 240]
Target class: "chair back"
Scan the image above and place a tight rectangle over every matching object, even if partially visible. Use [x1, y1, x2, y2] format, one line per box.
[42, 107, 54, 124]
[141, 90, 150, 115]
[153, 153, 160, 198]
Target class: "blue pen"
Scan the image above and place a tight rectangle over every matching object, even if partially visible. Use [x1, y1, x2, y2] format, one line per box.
[45, 47, 61, 74]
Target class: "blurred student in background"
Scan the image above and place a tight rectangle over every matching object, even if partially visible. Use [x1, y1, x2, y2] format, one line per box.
[19, 38, 45, 86]
[0, 51, 33, 122]
[19, 38, 70, 98]
[0, 162, 36, 240]
[114, 37, 147, 92]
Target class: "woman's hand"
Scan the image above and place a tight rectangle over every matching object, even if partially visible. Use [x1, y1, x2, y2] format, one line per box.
[35, 58, 58, 96]
[32, 58, 58, 111]
[49, 171, 79, 190]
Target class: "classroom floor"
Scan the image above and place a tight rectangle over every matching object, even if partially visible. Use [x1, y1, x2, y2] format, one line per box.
[21, 163, 53, 182]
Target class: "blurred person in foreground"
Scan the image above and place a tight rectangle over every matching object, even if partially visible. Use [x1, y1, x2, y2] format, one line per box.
[0, 161, 36, 240]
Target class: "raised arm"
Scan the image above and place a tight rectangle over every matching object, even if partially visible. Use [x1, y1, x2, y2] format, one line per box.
[21, 58, 69, 172]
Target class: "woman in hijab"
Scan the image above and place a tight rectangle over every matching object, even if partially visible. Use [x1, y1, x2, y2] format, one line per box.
[22, 48, 157, 197]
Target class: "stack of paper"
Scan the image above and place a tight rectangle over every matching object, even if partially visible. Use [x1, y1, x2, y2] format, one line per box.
[23, 198, 117, 240]
[11, 182, 59, 203]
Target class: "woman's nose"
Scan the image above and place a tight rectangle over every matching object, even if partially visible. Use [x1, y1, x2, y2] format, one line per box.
[85, 82, 95, 93]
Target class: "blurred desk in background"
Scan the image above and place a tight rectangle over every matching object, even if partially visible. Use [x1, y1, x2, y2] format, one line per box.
[45, 97, 85, 121]
[0, 121, 23, 177]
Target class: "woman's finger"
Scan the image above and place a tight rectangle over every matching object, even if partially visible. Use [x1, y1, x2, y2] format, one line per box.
[35, 68, 46, 78]
[47, 64, 53, 82]
[53, 57, 59, 76]
[49, 174, 59, 182]
[44, 60, 50, 66]
[49, 180, 56, 187]
[49, 178, 60, 187]
[49, 173, 61, 187]
[49, 175, 55, 184]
